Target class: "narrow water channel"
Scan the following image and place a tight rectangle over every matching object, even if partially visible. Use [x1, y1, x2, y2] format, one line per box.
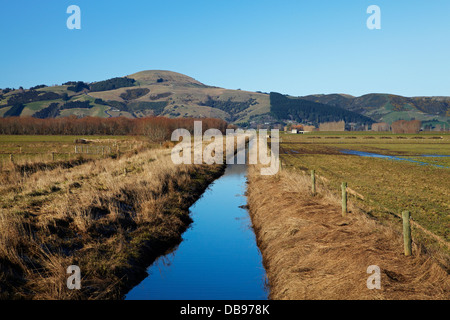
[340, 149, 449, 168]
[125, 163, 268, 300]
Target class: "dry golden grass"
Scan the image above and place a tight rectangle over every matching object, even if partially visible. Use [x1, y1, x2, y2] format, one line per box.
[0, 146, 224, 299]
[247, 165, 449, 300]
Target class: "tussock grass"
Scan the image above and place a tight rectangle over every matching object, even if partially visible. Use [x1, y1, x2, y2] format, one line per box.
[0, 146, 224, 299]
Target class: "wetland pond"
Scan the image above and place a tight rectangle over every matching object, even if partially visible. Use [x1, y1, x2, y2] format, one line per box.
[340, 149, 449, 168]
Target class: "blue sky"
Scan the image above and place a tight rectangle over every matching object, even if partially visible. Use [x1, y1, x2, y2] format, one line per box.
[1, 0, 449, 97]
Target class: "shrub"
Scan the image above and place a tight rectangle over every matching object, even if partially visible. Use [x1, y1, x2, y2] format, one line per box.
[33, 103, 61, 119]
[29, 84, 47, 90]
[120, 88, 150, 101]
[149, 92, 172, 100]
[67, 82, 90, 93]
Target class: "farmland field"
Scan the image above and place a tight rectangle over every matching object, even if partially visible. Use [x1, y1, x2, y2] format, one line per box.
[0, 135, 150, 166]
[279, 132, 450, 253]
[0, 133, 224, 299]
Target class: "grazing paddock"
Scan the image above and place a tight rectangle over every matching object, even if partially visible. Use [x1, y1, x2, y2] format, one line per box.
[277, 132, 450, 254]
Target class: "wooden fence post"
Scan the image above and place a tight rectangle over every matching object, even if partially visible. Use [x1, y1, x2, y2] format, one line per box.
[402, 211, 412, 256]
[341, 182, 347, 216]
[311, 170, 316, 195]
[10, 154, 14, 164]
[52, 152, 55, 161]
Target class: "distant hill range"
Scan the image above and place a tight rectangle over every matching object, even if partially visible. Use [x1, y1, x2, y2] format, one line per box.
[269, 92, 374, 127]
[0, 70, 448, 129]
[300, 93, 450, 128]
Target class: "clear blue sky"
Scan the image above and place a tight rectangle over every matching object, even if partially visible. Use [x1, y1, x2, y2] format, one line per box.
[1, 0, 449, 97]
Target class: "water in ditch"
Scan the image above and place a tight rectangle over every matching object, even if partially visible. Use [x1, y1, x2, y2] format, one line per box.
[125, 163, 268, 300]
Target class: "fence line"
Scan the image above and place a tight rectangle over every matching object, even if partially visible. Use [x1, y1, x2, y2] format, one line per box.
[279, 153, 450, 251]
[74, 145, 113, 155]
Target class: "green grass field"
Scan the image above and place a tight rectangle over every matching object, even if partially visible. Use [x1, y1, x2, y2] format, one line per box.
[279, 132, 450, 251]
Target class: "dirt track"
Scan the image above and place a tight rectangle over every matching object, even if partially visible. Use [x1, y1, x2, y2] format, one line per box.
[247, 166, 449, 300]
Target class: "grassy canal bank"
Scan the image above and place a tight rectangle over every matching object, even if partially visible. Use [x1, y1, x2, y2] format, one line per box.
[0, 145, 225, 299]
[246, 165, 449, 300]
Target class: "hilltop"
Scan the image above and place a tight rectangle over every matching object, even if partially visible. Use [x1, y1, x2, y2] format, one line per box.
[127, 70, 209, 87]
[0, 70, 270, 125]
[0, 70, 448, 129]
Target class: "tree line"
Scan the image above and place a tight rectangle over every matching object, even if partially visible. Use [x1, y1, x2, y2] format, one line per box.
[371, 120, 422, 133]
[31, 101, 94, 119]
[319, 121, 346, 131]
[5, 90, 63, 106]
[65, 77, 137, 93]
[0, 116, 228, 140]
[391, 120, 422, 134]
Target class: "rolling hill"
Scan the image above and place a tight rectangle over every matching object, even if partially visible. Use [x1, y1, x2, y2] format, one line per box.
[0, 70, 271, 125]
[0, 70, 448, 129]
[300, 93, 450, 127]
[270, 92, 374, 126]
